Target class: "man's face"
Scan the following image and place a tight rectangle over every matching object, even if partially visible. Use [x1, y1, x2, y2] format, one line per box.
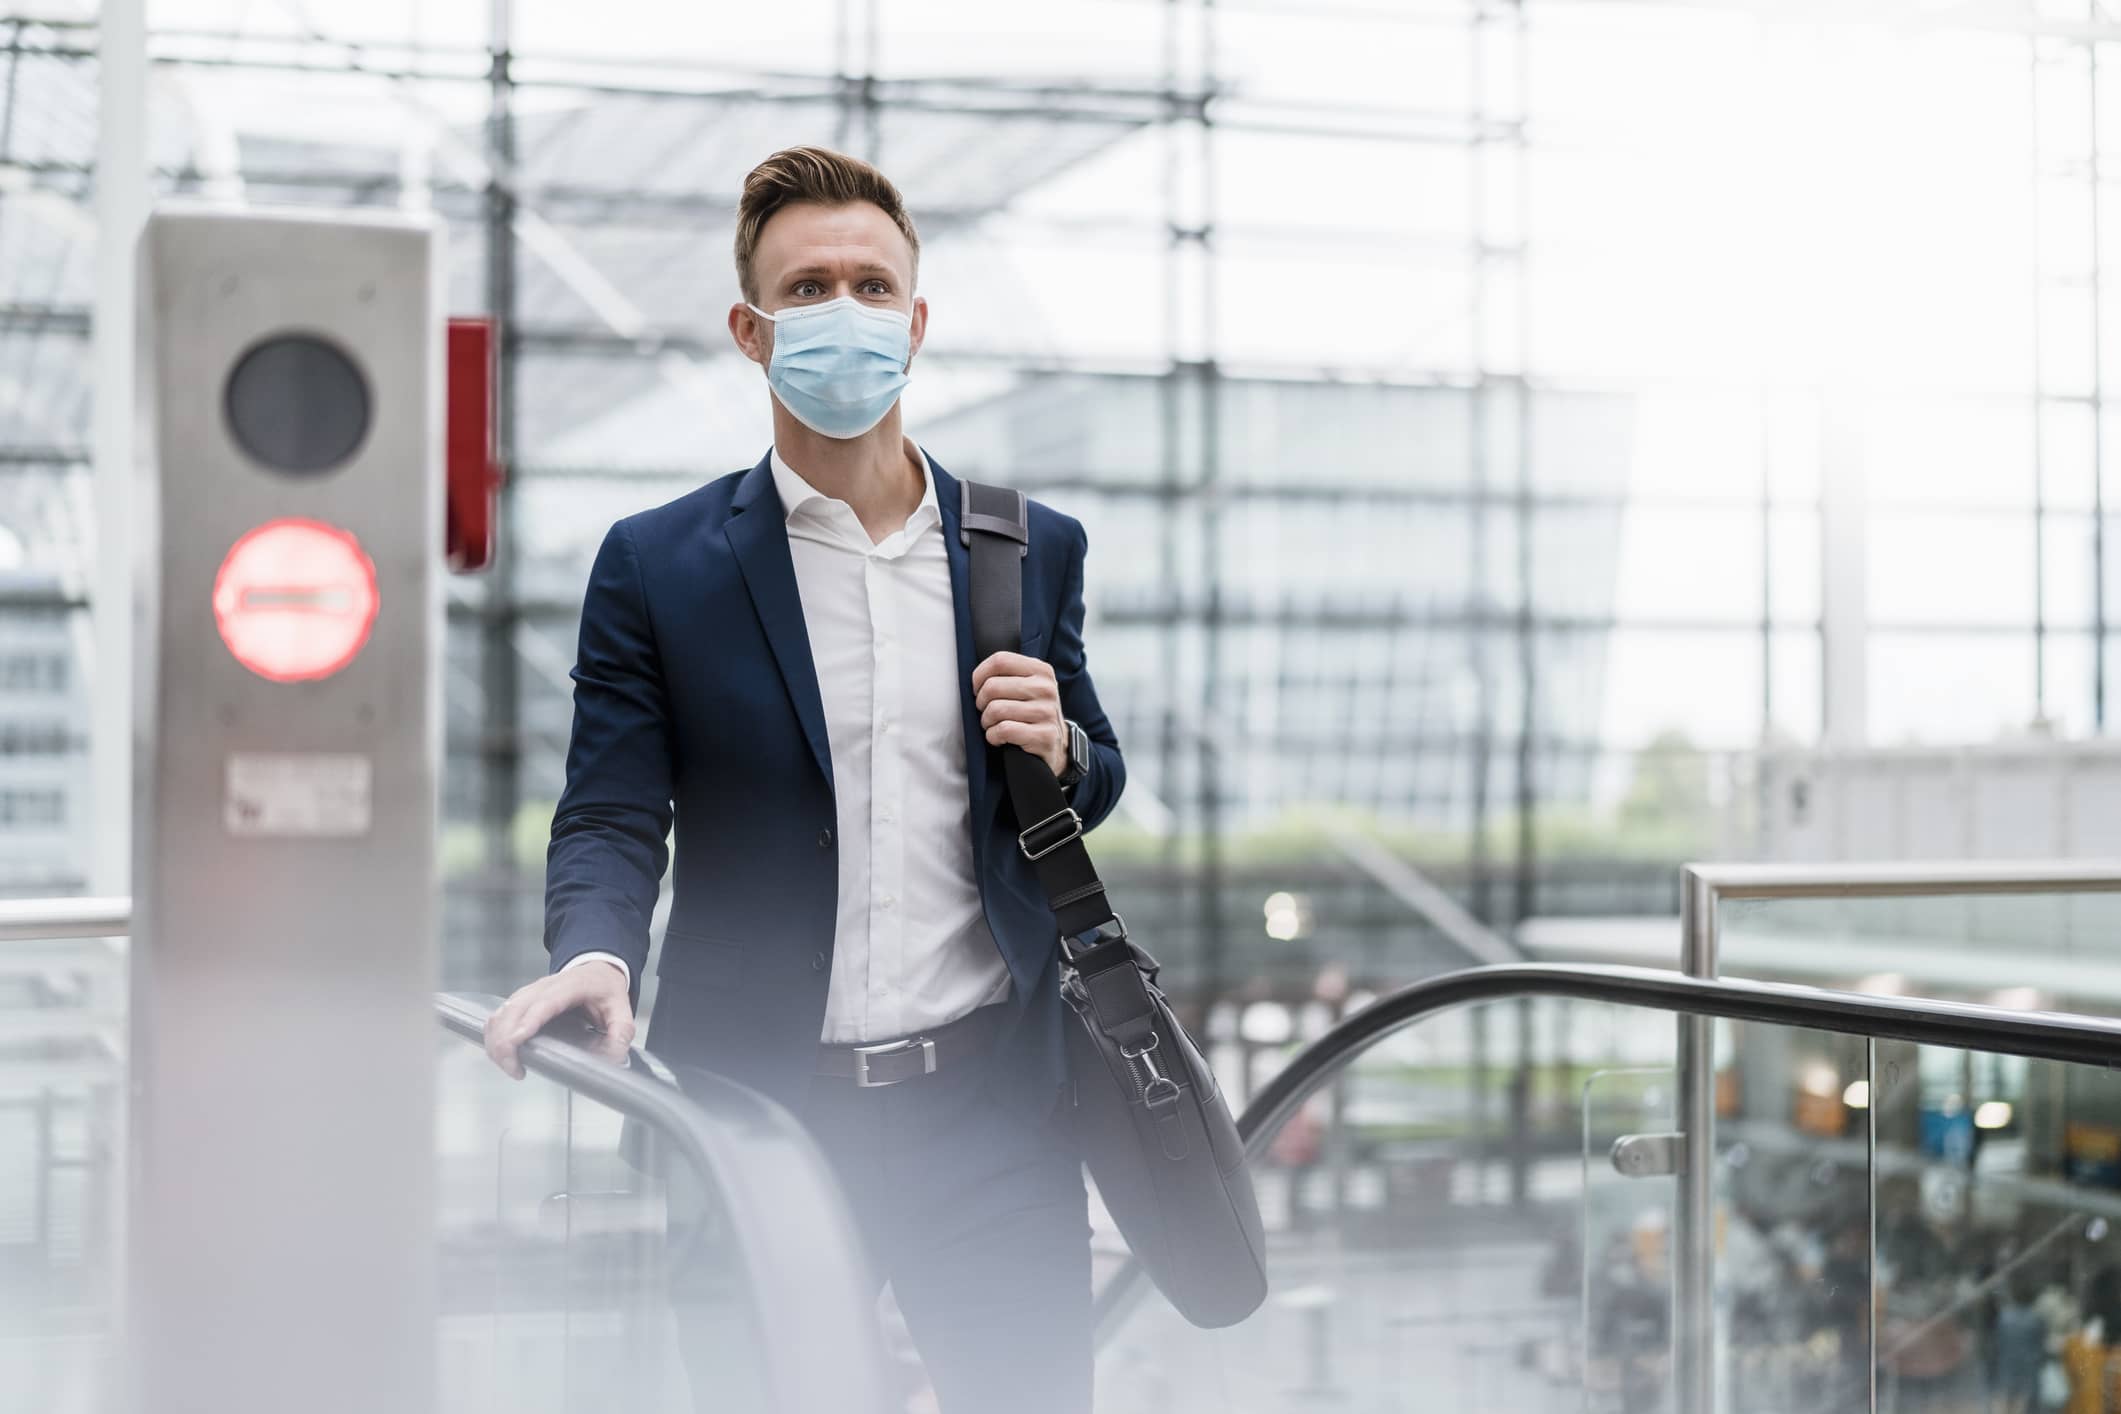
[731, 199, 926, 366]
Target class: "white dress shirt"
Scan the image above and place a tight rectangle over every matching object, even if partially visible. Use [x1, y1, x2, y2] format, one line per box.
[566, 439, 1012, 1044]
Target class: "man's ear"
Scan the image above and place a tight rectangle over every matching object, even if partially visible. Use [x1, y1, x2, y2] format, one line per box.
[907, 294, 928, 363]
[728, 301, 769, 366]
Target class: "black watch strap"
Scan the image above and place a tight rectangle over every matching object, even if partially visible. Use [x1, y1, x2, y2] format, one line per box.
[1058, 718, 1089, 788]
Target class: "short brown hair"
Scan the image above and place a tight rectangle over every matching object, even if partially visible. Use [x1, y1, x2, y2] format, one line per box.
[734, 146, 921, 303]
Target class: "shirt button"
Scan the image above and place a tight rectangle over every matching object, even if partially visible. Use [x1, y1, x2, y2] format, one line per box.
[811, 952, 827, 972]
[816, 828, 834, 848]
[879, 894, 895, 909]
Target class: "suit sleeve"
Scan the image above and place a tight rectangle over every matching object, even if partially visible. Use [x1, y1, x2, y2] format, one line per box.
[1052, 516, 1126, 833]
[543, 519, 673, 999]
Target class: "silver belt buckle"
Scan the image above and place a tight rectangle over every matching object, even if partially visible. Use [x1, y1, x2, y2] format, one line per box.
[852, 1035, 938, 1088]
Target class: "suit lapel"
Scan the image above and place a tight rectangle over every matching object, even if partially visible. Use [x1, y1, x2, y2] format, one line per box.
[724, 453, 835, 793]
[930, 458, 995, 864]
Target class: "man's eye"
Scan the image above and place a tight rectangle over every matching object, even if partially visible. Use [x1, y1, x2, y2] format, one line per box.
[862, 281, 890, 296]
[793, 281, 823, 297]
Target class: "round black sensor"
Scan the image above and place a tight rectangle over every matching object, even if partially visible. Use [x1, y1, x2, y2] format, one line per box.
[224, 333, 371, 477]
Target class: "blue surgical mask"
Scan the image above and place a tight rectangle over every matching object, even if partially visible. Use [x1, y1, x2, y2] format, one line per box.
[747, 295, 912, 440]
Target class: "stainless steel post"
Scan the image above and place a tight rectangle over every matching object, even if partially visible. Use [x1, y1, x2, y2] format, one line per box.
[1675, 865, 1719, 1413]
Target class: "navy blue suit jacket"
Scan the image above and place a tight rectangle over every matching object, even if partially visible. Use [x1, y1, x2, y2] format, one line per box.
[543, 449, 1126, 1112]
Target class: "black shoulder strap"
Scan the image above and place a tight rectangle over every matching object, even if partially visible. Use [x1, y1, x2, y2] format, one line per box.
[959, 480, 1130, 955]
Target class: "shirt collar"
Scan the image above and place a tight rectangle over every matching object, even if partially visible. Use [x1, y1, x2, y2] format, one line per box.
[769, 438, 941, 530]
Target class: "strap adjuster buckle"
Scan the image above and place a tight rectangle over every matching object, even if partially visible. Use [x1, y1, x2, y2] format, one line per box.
[1018, 806, 1084, 861]
[1086, 912, 1128, 945]
[852, 1036, 938, 1087]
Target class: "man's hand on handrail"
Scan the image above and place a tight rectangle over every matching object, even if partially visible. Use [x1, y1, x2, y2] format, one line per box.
[482, 961, 634, 1078]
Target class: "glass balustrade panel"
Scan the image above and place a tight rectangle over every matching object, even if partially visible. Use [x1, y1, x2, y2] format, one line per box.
[1097, 996, 1675, 1413]
[1866, 1041, 2121, 1414]
[1719, 891, 2121, 1021]
[434, 1037, 768, 1414]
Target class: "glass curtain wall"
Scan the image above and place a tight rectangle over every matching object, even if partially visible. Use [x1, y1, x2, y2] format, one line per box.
[3, 1, 2116, 998]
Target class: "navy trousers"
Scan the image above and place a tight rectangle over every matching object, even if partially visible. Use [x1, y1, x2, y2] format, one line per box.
[667, 1009, 1094, 1414]
[797, 1024, 1094, 1414]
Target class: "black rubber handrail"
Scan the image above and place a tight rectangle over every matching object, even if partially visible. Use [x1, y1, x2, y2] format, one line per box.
[434, 993, 890, 1414]
[1094, 962, 2121, 1337]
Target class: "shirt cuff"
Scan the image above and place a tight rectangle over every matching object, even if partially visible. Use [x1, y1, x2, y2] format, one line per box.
[561, 951, 632, 986]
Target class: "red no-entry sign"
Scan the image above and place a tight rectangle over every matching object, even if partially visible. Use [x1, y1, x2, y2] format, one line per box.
[211, 518, 380, 682]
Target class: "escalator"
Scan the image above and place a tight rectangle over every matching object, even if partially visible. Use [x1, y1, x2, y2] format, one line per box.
[433, 965, 2121, 1413]
[432, 995, 892, 1414]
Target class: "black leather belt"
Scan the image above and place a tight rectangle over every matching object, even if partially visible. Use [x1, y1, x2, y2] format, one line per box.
[815, 1002, 1005, 1088]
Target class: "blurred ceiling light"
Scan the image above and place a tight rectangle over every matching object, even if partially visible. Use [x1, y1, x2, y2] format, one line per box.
[1263, 890, 1306, 941]
[1239, 1001, 1294, 1046]
[1991, 987, 2042, 1011]
[1843, 1079, 1871, 1109]
[1974, 1101, 2013, 1130]
[1856, 973, 1907, 996]
[1801, 1062, 1841, 1098]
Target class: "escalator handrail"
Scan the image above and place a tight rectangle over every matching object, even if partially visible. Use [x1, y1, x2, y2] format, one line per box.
[434, 992, 891, 1414]
[1095, 961, 2121, 1338]
[1237, 962, 2121, 1149]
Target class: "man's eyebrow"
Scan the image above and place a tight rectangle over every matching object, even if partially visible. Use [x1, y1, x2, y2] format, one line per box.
[781, 261, 899, 283]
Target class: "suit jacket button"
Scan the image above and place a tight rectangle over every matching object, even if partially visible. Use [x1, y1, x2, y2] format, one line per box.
[816, 828, 834, 848]
[811, 952, 827, 972]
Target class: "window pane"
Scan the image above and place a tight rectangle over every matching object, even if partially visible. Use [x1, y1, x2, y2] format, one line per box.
[1869, 511, 2036, 627]
[1610, 505, 1764, 625]
[1864, 396, 2034, 510]
[1542, 627, 1764, 752]
[1869, 633, 2037, 744]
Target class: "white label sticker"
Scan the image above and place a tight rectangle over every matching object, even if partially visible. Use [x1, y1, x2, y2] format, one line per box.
[224, 753, 373, 838]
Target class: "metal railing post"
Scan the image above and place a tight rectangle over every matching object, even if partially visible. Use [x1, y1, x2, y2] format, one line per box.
[1676, 865, 1718, 1414]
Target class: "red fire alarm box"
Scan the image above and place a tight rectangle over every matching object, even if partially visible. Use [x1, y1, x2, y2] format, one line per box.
[446, 317, 501, 572]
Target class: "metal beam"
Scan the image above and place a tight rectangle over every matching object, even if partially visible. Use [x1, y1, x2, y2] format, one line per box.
[0, 302, 92, 334]
[0, 894, 130, 940]
[1323, 825, 1523, 965]
[482, 0, 521, 873]
[91, 0, 146, 898]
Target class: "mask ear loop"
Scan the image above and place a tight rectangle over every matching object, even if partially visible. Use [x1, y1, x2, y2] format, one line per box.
[741, 304, 778, 369]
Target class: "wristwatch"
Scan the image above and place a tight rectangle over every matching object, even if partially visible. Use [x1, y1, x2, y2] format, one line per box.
[1056, 718, 1090, 790]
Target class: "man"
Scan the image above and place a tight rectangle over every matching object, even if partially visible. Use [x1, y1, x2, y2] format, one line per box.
[482, 145, 1125, 1413]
